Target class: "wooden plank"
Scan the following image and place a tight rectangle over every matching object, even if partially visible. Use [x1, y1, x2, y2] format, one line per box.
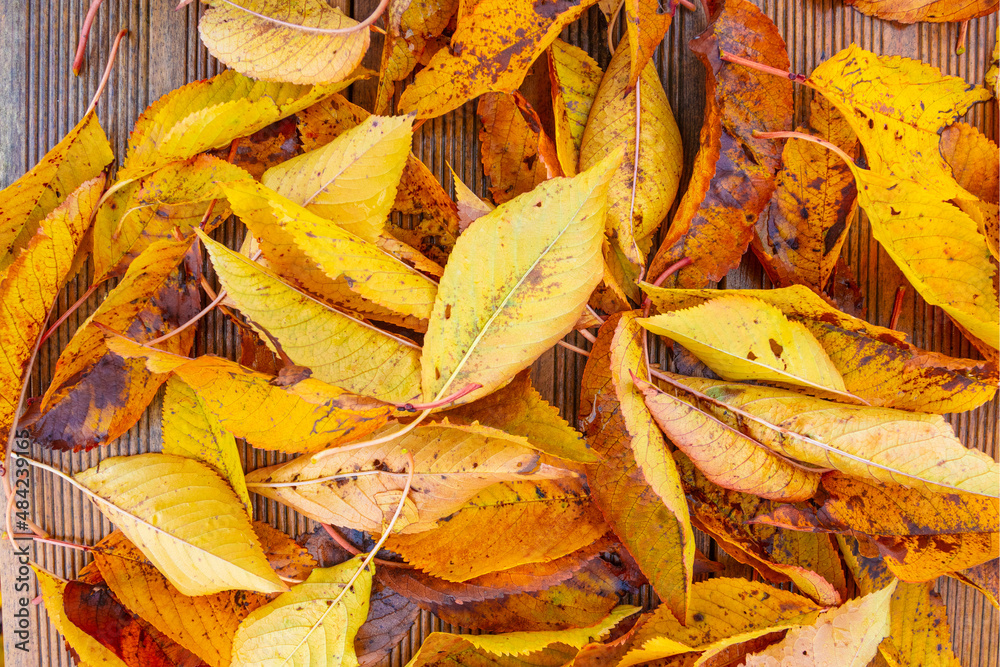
[0, 2, 996, 666]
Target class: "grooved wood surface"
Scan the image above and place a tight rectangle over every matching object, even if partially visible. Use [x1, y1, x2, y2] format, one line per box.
[1, 1, 997, 666]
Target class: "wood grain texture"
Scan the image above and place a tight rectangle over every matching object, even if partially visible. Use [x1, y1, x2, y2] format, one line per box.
[0, 1, 996, 666]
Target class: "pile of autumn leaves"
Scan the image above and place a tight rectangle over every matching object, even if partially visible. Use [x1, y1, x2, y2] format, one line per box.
[1, 0, 999, 665]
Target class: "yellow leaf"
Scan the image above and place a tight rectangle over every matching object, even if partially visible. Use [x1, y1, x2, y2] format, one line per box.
[231, 556, 372, 667]
[198, 227, 422, 403]
[0, 112, 112, 270]
[245, 422, 573, 534]
[876, 532, 999, 582]
[638, 378, 820, 502]
[579, 34, 682, 266]
[223, 180, 434, 330]
[407, 636, 576, 667]
[0, 177, 102, 460]
[110, 340, 396, 454]
[421, 153, 617, 404]
[412, 606, 638, 661]
[670, 375, 1000, 497]
[450, 164, 494, 231]
[807, 45, 990, 200]
[162, 376, 252, 518]
[386, 477, 608, 581]
[439, 370, 597, 463]
[33, 566, 130, 667]
[617, 577, 823, 667]
[39, 453, 286, 596]
[120, 70, 353, 182]
[261, 114, 413, 241]
[623, 0, 674, 89]
[579, 312, 694, 621]
[639, 295, 850, 397]
[941, 121, 999, 259]
[397, 0, 599, 118]
[547, 39, 603, 177]
[35, 239, 197, 447]
[742, 582, 895, 667]
[199, 0, 369, 85]
[93, 529, 274, 667]
[849, 166, 999, 349]
[641, 284, 998, 413]
[946, 560, 999, 609]
[93, 154, 252, 281]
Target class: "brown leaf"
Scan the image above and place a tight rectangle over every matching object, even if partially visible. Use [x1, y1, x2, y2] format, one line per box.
[842, 0, 997, 23]
[647, 0, 793, 286]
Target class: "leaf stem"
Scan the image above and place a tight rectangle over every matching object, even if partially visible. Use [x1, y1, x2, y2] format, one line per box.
[557, 340, 591, 357]
[73, 0, 104, 75]
[889, 286, 906, 330]
[393, 383, 482, 411]
[955, 20, 969, 55]
[86, 29, 128, 115]
[319, 524, 412, 568]
[754, 130, 856, 167]
[9, 534, 93, 552]
[217, 0, 389, 35]
[309, 411, 432, 463]
[718, 50, 807, 83]
[39, 283, 99, 345]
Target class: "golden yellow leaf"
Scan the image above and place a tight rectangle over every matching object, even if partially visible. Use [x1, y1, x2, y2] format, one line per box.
[478, 92, 560, 205]
[407, 636, 575, 667]
[261, 114, 413, 241]
[198, 228, 423, 403]
[669, 375, 1000, 497]
[579, 312, 694, 621]
[875, 532, 999, 582]
[421, 153, 617, 404]
[579, 34, 682, 266]
[742, 582, 895, 667]
[623, 0, 674, 89]
[752, 96, 860, 291]
[676, 452, 845, 606]
[93, 154, 252, 282]
[842, 0, 996, 22]
[245, 422, 573, 534]
[373, 0, 460, 114]
[37, 453, 285, 596]
[547, 39, 603, 177]
[450, 165, 494, 231]
[807, 45, 990, 201]
[639, 295, 850, 397]
[231, 556, 371, 667]
[93, 529, 273, 667]
[941, 121, 999, 258]
[386, 477, 608, 581]
[988, 28, 999, 98]
[410, 606, 638, 660]
[439, 370, 597, 463]
[162, 375, 252, 518]
[199, 0, 369, 85]
[33, 565, 131, 667]
[641, 284, 998, 413]
[397, 0, 599, 118]
[849, 166, 998, 349]
[223, 180, 435, 329]
[946, 560, 999, 609]
[0, 177, 102, 460]
[110, 340, 397, 454]
[0, 111, 112, 270]
[638, 378, 820, 502]
[119, 70, 354, 181]
[616, 577, 823, 667]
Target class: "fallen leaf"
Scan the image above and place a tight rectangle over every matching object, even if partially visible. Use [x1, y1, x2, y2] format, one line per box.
[874, 532, 999, 582]
[478, 92, 561, 205]
[941, 121, 1000, 258]
[947, 559, 999, 609]
[398, 0, 600, 118]
[198, 226, 424, 403]
[841, 0, 997, 22]
[261, 114, 413, 241]
[451, 165, 494, 231]
[752, 96, 860, 291]
[245, 422, 573, 534]
[0, 111, 112, 270]
[642, 284, 999, 413]
[547, 39, 603, 176]
[639, 294, 851, 398]
[580, 33, 682, 267]
[0, 176, 102, 460]
[578, 312, 694, 622]
[638, 377, 821, 501]
[198, 0, 370, 85]
[421, 153, 617, 404]
[647, 0, 793, 286]
[742, 581, 895, 667]
[386, 477, 609, 581]
[356, 581, 420, 667]
[231, 556, 372, 667]
[161, 375, 252, 518]
[623, 0, 675, 89]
